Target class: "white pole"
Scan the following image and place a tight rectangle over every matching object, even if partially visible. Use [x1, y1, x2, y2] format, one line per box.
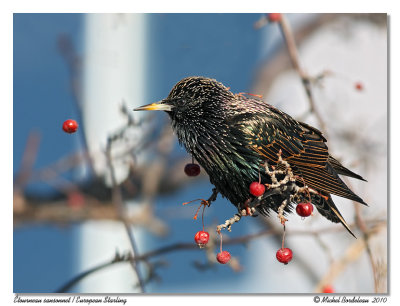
[78, 13, 148, 293]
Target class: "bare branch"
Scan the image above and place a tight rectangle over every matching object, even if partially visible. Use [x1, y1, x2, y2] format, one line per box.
[55, 250, 131, 293]
[55, 218, 386, 292]
[314, 221, 385, 293]
[105, 137, 145, 293]
[344, 176, 380, 293]
[14, 131, 41, 187]
[278, 14, 328, 135]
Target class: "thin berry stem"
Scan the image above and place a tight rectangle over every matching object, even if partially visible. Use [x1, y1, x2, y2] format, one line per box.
[219, 232, 223, 253]
[201, 204, 206, 232]
[182, 198, 206, 220]
[282, 224, 286, 249]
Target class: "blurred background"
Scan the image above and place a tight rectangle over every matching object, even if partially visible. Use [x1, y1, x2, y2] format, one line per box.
[13, 13, 387, 293]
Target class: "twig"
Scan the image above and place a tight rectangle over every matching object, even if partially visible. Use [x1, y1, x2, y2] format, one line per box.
[315, 237, 366, 293]
[140, 259, 167, 285]
[33, 151, 88, 179]
[105, 138, 145, 293]
[14, 131, 41, 187]
[216, 214, 242, 233]
[344, 177, 379, 293]
[356, 205, 379, 293]
[314, 221, 385, 293]
[55, 250, 131, 293]
[253, 14, 341, 97]
[278, 14, 328, 135]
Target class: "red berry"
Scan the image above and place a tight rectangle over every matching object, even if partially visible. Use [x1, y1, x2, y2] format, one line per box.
[184, 163, 200, 176]
[296, 202, 314, 217]
[216, 251, 231, 264]
[249, 182, 265, 197]
[276, 248, 293, 264]
[194, 231, 209, 247]
[355, 82, 364, 91]
[62, 119, 78, 134]
[322, 285, 335, 293]
[268, 13, 282, 22]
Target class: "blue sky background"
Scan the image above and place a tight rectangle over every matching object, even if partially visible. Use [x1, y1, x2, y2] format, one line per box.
[14, 13, 84, 292]
[13, 13, 276, 293]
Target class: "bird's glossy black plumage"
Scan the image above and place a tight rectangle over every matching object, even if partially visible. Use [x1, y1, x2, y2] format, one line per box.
[135, 76, 367, 236]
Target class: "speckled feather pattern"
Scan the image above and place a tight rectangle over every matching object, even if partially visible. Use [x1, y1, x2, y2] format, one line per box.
[162, 76, 366, 225]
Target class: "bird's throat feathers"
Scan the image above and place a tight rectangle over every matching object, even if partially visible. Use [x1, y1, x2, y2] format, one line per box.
[169, 103, 229, 155]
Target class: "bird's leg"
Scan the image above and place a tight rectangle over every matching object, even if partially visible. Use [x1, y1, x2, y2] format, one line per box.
[206, 188, 219, 206]
[216, 213, 242, 233]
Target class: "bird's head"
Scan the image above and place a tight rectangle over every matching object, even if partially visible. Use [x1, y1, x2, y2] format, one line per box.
[134, 77, 235, 147]
[134, 76, 233, 116]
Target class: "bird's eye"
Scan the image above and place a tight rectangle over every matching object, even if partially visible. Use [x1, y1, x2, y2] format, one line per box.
[174, 98, 187, 108]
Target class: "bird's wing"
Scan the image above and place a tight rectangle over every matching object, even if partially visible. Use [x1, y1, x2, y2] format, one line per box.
[233, 110, 365, 204]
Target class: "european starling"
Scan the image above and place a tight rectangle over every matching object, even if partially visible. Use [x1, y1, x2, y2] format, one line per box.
[135, 76, 367, 236]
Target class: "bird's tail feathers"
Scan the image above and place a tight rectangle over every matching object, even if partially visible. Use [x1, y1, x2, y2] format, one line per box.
[313, 194, 356, 238]
[328, 156, 367, 182]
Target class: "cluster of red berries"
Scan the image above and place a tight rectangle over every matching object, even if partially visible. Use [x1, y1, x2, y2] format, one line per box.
[194, 230, 231, 264]
[190, 169, 314, 266]
[249, 181, 314, 218]
[248, 180, 294, 264]
[248, 178, 316, 265]
[187, 159, 230, 261]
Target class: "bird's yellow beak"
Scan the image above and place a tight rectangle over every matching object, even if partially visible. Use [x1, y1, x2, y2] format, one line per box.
[134, 101, 173, 112]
